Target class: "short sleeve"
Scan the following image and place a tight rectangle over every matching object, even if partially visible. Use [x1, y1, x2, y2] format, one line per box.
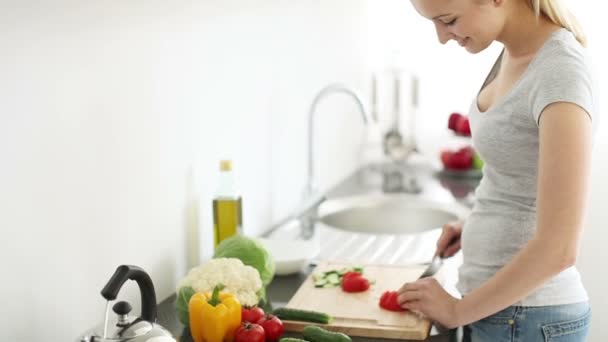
[529, 42, 595, 126]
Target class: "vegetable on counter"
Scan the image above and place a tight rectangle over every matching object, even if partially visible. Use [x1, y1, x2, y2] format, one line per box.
[257, 314, 284, 342]
[242, 305, 266, 323]
[176, 258, 262, 326]
[176, 286, 196, 327]
[235, 322, 266, 342]
[340, 271, 370, 293]
[302, 325, 352, 342]
[379, 290, 405, 312]
[272, 307, 333, 325]
[278, 338, 308, 342]
[312, 266, 365, 288]
[213, 235, 276, 305]
[188, 284, 242, 342]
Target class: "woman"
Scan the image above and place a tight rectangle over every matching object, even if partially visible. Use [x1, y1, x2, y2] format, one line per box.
[397, 0, 596, 340]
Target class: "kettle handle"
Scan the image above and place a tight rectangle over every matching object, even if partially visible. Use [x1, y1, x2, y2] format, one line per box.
[100, 265, 157, 323]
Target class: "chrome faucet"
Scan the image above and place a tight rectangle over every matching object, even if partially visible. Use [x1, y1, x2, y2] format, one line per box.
[299, 83, 373, 239]
[304, 83, 373, 198]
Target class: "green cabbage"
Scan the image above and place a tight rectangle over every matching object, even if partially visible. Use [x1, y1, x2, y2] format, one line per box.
[175, 286, 195, 326]
[213, 235, 275, 286]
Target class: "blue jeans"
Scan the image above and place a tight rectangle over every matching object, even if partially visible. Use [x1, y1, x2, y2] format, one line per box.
[463, 302, 591, 342]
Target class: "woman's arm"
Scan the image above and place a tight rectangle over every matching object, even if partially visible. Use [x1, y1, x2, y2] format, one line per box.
[398, 102, 593, 328]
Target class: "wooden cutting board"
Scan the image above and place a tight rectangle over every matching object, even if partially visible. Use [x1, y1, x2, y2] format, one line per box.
[282, 261, 432, 340]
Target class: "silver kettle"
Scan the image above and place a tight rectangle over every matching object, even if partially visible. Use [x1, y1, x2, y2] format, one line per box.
[78, 265, 176, 342]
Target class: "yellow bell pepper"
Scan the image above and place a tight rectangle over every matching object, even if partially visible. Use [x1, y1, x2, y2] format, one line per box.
[189, 284, 242, 342]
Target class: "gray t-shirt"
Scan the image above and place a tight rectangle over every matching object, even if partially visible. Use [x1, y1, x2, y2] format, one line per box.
[457, 28, 596, 306]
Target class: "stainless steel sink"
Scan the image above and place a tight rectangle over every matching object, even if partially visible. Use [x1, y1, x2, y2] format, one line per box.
[265, 192, 470, 265]
[317, 193, 470, 235]
[311, 193, 470, 265]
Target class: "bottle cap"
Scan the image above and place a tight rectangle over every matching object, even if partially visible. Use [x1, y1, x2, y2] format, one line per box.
[220, 160, 232, 172]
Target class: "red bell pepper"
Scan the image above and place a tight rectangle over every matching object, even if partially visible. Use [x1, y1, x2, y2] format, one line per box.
[341, 271, 370, 293]
[379, 291, 405, 312]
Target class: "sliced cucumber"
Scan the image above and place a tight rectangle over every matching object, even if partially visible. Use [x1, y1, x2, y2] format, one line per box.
[314, 277, 328, 288]
[326, 273, 340, 286]
[312, 266, 368, 289]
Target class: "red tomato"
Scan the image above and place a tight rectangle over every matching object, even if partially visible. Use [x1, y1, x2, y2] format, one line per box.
[379, 291, 405, 312]
[235, 322, 265, 342]
[242, 305, 265, 323]
[440, 150, 453, 168]
[449, 148, 473, 170]
[448, 112, 463, 131]
[455, 116, 471, 136]
[341, 272, 370, 293]
[342, 271, 362, 279]
[257, 314, 284, 342]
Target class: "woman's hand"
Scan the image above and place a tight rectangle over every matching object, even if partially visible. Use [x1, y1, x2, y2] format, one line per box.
[393, 220, 465, 328]
[436, 220, 464, 258]
[397, 277, 461, 329]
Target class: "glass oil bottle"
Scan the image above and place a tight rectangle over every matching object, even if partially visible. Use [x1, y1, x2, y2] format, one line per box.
[213, 160, 242, 247]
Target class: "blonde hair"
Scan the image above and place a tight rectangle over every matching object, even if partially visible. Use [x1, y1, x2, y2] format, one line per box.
[530, 0, 587, 46]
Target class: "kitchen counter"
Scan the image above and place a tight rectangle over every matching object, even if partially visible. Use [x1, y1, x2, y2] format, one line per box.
[157, 264, 462, 342]
[156, 161, 478, 341]
[158, 265, 464, 341]
[324, 160, 478, 206]
[158, 163, 476, 341]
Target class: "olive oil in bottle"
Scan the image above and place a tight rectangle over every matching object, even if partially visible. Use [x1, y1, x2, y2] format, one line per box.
[213, 160, 242, 247]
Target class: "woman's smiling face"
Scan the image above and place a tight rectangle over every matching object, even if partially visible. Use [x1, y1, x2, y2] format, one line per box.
[410, 0, 507, 53]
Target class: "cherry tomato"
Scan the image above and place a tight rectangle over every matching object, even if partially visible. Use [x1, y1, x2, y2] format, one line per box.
[235, 322, 265, 342]
[242, 305, 265, 323]
[257, 314, 284, 342]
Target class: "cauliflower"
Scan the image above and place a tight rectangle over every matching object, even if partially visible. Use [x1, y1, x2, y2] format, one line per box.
[177, 257, 262, 306]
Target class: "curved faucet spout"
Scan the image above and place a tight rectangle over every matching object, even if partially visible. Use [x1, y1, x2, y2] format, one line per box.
[305, 83, 373, 198]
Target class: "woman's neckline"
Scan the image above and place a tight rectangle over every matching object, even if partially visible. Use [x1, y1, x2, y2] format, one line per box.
[474, 28, 568, 115]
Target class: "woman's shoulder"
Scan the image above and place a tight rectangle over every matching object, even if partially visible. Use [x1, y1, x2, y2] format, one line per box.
[527, 28, 596, 126]
[534, 28, 591, 76]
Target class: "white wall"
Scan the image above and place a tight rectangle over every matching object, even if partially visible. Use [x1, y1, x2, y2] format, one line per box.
[367, 1, 607, 341]
[0, 1, 370, 340]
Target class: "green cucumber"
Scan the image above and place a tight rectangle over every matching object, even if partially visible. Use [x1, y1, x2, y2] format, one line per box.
[302, 326, 352, 342]
[272, 307, 333, 324]
[279, 339, 308, 342]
